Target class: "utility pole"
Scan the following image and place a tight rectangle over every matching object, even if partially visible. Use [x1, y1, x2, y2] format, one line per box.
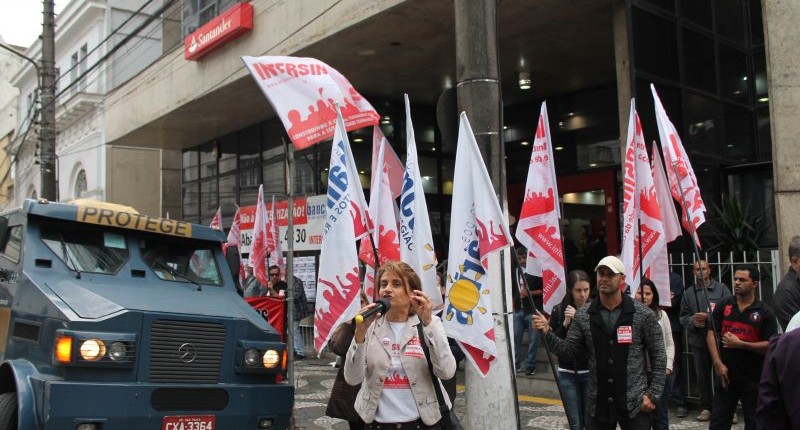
[454, 1, 519, 429]
[40, 0, 58, 200]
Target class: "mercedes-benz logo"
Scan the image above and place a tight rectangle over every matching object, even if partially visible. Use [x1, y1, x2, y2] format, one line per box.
[177, 343, 197, 363]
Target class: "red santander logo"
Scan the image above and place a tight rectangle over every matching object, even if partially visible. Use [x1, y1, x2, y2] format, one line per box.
[184, 3, 253, 61]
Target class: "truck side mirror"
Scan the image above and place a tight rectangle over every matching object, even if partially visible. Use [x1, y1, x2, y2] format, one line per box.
[225, 245, 243, 296]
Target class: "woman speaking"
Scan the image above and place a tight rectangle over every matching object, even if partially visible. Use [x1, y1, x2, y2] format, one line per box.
[344, 261, 456, 430]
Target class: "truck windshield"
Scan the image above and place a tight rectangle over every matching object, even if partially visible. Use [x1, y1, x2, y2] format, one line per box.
[140, 237, 222, 286]
[41, 223, 129, 274]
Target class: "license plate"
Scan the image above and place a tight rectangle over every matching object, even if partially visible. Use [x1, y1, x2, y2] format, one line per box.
[162, 415, 216, 430]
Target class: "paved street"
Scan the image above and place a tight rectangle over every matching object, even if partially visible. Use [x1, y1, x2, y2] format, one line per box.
[291, 356, 744, 429]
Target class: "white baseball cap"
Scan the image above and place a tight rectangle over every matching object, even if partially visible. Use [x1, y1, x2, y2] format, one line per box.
[595, 256, 625, 274]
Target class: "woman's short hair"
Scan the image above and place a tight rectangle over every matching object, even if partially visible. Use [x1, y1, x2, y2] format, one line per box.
[377, 261, 422, 314]
[377, 261, 422, 293]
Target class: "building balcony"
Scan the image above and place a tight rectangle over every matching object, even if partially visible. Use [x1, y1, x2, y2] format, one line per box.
[56, 90, 103, 129]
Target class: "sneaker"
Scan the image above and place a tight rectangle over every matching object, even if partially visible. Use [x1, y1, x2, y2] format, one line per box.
[525, 369, 536, 376]
[294, 354, 305, 360]
[696, 409, 711, 422]
[676, 406, 688, 418]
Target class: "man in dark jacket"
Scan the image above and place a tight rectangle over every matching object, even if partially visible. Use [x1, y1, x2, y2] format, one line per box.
[270, 265, 310, 359]
[533, 255, 666, 429]
[678, 260, 731, 422]
[773, 236, 800, 331]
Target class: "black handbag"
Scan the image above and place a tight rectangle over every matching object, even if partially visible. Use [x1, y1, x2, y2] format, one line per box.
[416, 324, 464, 430]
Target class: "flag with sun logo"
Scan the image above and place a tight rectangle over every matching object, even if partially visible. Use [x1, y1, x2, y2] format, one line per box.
[444, 112, 513, 377]
[313, 107, 363, 353]
[399, 94, 440, 310]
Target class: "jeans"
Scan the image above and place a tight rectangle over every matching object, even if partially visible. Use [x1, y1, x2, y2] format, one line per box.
[653, 373, 673, 430]
[513, 310, 537, 371]
[690, 345, 713, 410]
[709, 378, 757, 430]
[670, 330, 687, 407]
[558, 370, 589, 430]
[292, 322, 305, 356]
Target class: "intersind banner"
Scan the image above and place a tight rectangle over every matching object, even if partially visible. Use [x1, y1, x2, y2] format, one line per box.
[241, 56, 380, 150]
[238, 195, 326, 253]
[185, 3, 253, 61]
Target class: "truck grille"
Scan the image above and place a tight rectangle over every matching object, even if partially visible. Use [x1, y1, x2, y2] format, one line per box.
[149, 320, 226, 383]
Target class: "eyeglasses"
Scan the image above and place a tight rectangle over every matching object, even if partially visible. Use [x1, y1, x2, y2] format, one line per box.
[269, 272, 280, 277]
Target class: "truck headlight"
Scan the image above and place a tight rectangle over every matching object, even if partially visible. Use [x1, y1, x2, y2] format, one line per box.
[244, 348, 261, 366]
[262, 350, 280, 369]
[108, 341, 127, 361]
[79, 339, 106, 361]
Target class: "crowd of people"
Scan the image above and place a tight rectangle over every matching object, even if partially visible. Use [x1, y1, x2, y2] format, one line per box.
[245, 237, 800, 429]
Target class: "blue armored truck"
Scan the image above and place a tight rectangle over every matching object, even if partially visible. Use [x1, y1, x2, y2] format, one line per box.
[0, 199, 293, 429]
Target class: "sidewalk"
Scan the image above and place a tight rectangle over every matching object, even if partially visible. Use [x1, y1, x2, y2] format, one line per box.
[291, 355, 743, 429]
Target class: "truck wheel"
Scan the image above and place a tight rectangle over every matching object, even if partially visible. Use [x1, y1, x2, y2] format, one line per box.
[0, 392, 17, 430]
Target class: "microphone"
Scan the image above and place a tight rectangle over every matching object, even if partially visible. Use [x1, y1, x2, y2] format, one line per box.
[354, 298, 391, 324]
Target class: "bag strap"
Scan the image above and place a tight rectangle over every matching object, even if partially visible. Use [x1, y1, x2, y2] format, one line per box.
[416, 323, 450, 415]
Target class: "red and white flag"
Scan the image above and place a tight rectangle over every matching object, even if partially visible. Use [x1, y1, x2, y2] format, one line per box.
[313, 108, 363, 353]
[359, 139, 401, 300]
[226, 206, 242, 248]
[651, 84, 706, 247]
[226, 206, 246, 283]
[444, 112, 513, 377]
[242, 56, 380, 150]
[209, 207, 222, 230]
[371, 127, 405, 199]
[621, 101, 670, 305]
[652, 144, 682, 244]
[399, 95, 440, 309]
[267, 196, 286, 275]
[343, 129, 371, 242]
[515, 103, 566, 314]
[249, 185, 269, 287]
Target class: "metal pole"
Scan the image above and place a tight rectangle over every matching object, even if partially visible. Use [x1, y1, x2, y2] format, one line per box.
[40, 0, 57, 200]
[454, 0, 518, 428]
[282, 138, 296, 387]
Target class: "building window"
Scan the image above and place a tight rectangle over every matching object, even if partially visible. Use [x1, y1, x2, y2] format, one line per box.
[181, 0, 238, 37]
[74, 169, 87, 198]
[79, 44, 88, 90]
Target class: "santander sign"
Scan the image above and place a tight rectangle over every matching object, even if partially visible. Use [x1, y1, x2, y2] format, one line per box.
[184, 2, 253, 61]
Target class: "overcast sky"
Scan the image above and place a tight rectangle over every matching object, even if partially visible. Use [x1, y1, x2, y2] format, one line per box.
[0, 0, 71, 48]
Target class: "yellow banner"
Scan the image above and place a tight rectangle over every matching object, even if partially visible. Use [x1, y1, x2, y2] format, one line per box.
[77, 207, 192, 238]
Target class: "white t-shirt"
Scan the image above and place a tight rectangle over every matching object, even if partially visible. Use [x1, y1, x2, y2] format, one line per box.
[374, 322, 420, 423]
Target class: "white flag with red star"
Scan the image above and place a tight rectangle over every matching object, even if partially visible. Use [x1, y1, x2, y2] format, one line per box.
[444, 112, 513, 377]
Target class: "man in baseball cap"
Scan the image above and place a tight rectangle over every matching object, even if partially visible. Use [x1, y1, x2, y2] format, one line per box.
[533, 255, 666, 429]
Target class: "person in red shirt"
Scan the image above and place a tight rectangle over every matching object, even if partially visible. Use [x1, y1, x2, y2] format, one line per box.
[706, 264, 778, 430]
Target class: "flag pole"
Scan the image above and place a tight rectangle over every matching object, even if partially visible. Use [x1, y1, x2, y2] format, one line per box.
[281, 136, 297, 393]
[637, 218, 644, 289]
[367, 234, 380, 302]
[668, 160, 720, 359]
[510, 243, 575, 430]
